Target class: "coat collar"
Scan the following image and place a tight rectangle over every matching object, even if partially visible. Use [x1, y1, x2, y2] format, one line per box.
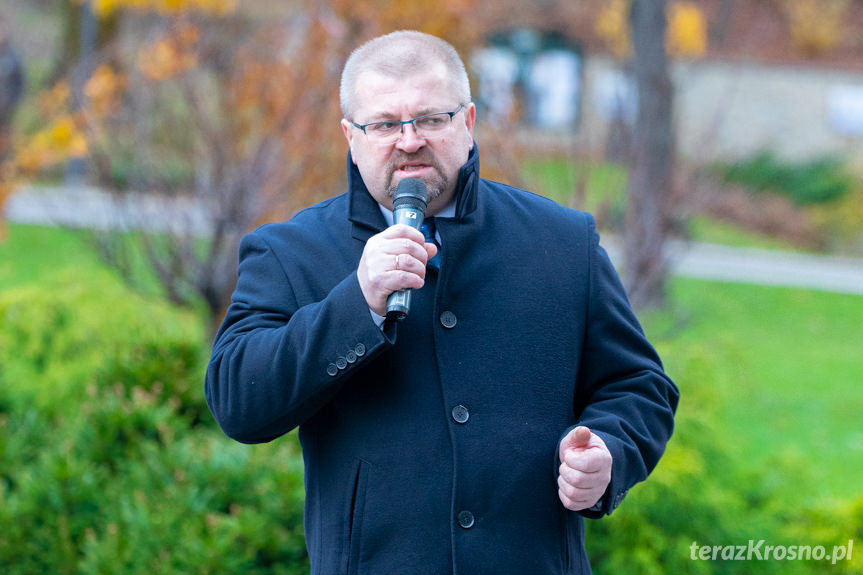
[347, 144, 480, 239]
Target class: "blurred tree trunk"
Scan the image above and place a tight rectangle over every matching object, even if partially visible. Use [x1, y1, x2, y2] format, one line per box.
[56, 0, 119, 83]
[711, 0, 737, 47]
[624, 0, 673, 310]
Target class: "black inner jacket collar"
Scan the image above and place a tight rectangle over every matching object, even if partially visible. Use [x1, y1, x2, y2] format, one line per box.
[347, 143, 480, 238]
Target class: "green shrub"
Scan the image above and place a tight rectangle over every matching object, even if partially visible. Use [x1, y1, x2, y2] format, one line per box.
[0, 270, 207, 421]
[0, 277, 310, 573]
[715, 152, 853, 206]
[74, 432, 308, 575]
[0, 410, 309, 574]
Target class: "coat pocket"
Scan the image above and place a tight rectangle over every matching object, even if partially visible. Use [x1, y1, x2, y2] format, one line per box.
[346, 458, 370, 575]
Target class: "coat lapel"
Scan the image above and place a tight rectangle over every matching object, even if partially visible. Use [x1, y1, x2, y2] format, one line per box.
[345, 143, 481, 242]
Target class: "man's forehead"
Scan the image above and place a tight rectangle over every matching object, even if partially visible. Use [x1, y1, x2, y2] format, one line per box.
[354, 68, 454, 114]
[357, 62, 448, 90]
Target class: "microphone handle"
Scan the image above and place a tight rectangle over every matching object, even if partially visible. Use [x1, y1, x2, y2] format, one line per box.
[385, 207, 426, 321]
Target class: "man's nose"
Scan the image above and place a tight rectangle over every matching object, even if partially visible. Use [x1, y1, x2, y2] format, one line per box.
[395, 122, 425, 153]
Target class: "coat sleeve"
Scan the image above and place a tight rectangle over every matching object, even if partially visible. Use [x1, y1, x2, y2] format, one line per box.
[561, 214, 679, 518]
[205, 230, 395, 444]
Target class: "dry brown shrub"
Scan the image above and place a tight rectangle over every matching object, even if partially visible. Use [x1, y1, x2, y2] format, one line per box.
[687, 174, 825, 249]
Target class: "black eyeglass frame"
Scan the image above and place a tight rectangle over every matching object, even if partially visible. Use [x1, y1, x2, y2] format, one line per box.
[351, 103, 467, 138]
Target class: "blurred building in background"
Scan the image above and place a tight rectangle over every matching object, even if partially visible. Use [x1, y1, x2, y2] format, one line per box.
[471, 0, 863, 169]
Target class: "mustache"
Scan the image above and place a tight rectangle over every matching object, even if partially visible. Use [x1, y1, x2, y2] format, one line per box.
[385, 150, 442, 176]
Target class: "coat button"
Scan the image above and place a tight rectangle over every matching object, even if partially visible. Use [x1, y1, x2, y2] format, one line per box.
[345, 349, 357, 363]
[326, 363, 338, 377]
[336, 357, 348, 370]
[457, 510, 475, 529]
[451, 404, 469, 424]
[440, 310, 457, 329]
[354, 343, 366, 357]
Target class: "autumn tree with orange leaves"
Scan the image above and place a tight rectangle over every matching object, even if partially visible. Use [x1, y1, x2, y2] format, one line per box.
[9, 0, 479, 335]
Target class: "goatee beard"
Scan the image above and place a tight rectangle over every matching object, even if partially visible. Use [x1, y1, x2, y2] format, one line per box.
[384, 152, 448, 204]
[386, 175, 447, 204]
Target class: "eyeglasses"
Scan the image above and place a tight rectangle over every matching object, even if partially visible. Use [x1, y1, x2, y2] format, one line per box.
[351, 103, 466, 144]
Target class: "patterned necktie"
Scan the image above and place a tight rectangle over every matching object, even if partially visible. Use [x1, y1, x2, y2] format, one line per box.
[421, 217, 441, 270]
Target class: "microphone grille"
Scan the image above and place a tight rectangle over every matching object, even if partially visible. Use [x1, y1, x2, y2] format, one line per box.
[393, 178, 427, 212]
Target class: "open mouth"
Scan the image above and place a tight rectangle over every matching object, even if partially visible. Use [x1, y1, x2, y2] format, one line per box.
[388, 152, 440, 184]
[393, 163, 436, 182]
[397, 162, 431, 172]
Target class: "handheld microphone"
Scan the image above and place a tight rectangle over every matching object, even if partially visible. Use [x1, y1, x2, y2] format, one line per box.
[385, 178, 428, 321]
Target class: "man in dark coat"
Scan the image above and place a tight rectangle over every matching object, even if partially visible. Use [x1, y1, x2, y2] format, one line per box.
[206, 30, 678, 574]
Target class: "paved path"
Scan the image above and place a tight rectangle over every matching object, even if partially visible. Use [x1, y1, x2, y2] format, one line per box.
[603, 238, 863, 296]
[5, 185, 863, 296]
[4, 185, 211, 236]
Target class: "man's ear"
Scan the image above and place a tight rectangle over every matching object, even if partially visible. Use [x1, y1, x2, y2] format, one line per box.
[465, 102, 477, 133]
[464, 103, 477, 150]
[340, 119, 357, 163]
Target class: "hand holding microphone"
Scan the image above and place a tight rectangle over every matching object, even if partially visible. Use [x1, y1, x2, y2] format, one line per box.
[356, 179, 437, 320]
[386, 179, 429, 320]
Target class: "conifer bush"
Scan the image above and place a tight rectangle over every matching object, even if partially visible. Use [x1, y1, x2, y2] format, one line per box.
[0, 277, 309, 574]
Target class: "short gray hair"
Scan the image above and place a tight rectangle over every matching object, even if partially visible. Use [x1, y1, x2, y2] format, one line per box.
[340, 30, 471, 119]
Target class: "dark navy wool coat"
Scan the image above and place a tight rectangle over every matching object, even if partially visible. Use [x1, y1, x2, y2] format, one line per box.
[206, 146, 679, 574]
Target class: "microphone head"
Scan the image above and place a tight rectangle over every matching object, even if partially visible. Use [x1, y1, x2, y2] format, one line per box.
[392, 178, 428, 214]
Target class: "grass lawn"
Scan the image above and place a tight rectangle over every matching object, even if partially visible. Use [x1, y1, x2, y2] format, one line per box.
[0, 223, 111, 290]
[521, 157, 627, 217]
[2, 222, 861, 503]
[644, 278, 863, 501]
[686, 215, 811, 251]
